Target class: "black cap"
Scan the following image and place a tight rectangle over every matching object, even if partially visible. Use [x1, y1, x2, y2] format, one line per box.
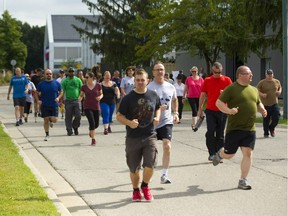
[68, 67, 75, 72]
[266, 69, 273, 74]
[59, 69, 64, 73]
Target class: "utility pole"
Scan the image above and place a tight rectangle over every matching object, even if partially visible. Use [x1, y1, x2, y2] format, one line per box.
[283, 0, 287, 119]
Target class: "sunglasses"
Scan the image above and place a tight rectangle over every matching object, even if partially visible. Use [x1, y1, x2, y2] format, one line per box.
[191, 71, 197, 73]
[85, 76, 90, 79]
[46, 73, 52, 75]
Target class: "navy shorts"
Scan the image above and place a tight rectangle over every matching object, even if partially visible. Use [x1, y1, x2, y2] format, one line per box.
[224, 130, 256, 154]
[41, 105, 59, 118]
[155, 124, 173, 141]
[13, 97, 26, 107]
[125, 134, 158, 173]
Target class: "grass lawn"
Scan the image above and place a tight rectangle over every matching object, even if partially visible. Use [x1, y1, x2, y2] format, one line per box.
[0, 125, 60, 216]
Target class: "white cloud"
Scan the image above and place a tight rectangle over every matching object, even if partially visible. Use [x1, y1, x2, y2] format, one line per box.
[2, 0, 92, 26]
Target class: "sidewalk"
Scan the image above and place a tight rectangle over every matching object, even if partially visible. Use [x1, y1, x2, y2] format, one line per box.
[0, 86, 287, 216]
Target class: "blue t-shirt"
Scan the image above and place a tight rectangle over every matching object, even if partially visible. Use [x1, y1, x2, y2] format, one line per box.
[37, 80, 62, 107]
[10, 75, 29, 99]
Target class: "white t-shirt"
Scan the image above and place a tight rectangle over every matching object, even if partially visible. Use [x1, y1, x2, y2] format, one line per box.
[147, 81, 177, 128]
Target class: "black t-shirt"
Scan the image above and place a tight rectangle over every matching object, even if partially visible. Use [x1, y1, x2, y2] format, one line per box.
[118, 89, 161, 138]
[31, 75, 42, 88]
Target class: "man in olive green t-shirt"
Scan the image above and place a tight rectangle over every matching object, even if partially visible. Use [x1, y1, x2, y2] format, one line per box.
[61, 67, 83, 136]
[213, 66, 267, 190]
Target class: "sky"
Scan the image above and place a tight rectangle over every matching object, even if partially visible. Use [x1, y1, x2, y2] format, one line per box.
[2, 0, 92, 27]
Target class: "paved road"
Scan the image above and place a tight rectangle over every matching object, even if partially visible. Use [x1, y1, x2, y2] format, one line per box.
[0, 86, 287, 216]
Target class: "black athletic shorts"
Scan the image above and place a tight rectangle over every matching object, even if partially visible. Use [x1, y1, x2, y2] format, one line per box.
[224, 130, 256, 154]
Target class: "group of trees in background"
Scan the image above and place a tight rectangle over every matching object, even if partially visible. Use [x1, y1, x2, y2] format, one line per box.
[0, 0, 282, 75]
[0, 11, 44, 74]
[75, 0, 282, 71]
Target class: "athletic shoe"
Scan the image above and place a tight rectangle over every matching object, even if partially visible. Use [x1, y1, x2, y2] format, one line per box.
[49, 122, 53, 128]
[15, 121, 20, 126]
[19, 119, 23, 125]
[269, 129, 275, 137]
[38, 113, 41, 117]
[24, 117, 28, 123]
[104, 129, 108, 135]
[74, 128, 79, 135]
[161, 174, 172, 184]
[238, 178, 252, 190]
[132, 190, 142, 202]
[108, 126, 112, 133]
[264, 134, 269, 138]
[141, 186, 154, 201]
[44, 136, 50, 141]
[91, 139, 96, 146]
[213, 152, 222, 166]
[208, 155, 214, 161]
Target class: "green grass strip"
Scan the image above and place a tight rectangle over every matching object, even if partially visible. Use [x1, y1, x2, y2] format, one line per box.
[0, 125, 60, 216]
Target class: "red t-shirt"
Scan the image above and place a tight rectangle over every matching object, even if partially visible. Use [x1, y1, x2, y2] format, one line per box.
[81, 83, 102, 110]
[201, 75, 232, 111]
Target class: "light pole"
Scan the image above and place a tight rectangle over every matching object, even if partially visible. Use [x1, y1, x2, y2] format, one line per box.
[283, 0, 287, 119]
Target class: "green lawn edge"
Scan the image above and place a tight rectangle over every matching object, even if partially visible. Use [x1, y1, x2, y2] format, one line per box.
[0, 124, 60, 216]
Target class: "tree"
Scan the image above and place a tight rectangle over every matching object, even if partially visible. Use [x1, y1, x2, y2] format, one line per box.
[20, 23, 45, 73]
[73, 0, 151, 69]
[131, 0, 282, 72]
[0, 11, 27, 70]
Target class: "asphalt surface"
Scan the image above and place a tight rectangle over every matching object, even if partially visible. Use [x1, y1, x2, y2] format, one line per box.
[0, 86, 287, 216]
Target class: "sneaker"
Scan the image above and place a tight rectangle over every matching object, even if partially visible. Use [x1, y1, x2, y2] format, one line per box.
[264, 134, 269, 138]
[61, 115, 64, 119]
[141, 186, 154, 201]
[24, 117, 28, 123]
[38, 113, 41, 117]
[132, 190, 142, 202]
[19, 119, 23, 125]
[49, 122, 53, 128]
[44, 135, 50, 141]
[208, 155, 214, 161]
[15, 121, 20, 126]
[104, 129, 108, 135]
[238, 178, 252, 190]
[74, 128, 79, 135]
[213, 152, 222, 166]
[269, 129, 275, 137]
[161, 174, 172, 184]
[108, 126, 112, 133]
[91, 139, 96, 146]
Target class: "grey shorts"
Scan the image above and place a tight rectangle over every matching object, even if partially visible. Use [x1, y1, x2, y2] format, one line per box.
[125, 134, 158, 173]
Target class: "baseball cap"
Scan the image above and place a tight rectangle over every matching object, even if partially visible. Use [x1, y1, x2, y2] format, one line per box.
[60, 69, 64, 73]
[68, 67, 75, 72]
[266, 69, 273, 74]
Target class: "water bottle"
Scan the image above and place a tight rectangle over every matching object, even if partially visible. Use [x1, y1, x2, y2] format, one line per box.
[193, 116, 205, 132]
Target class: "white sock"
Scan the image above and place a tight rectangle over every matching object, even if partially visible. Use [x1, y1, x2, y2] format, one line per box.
[162, 169, 168, 176]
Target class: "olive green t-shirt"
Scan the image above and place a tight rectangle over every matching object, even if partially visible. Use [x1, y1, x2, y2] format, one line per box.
[219, 82, 260, 134]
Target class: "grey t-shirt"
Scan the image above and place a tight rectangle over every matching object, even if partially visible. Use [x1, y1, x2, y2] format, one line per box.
[147, 81, 177, 128]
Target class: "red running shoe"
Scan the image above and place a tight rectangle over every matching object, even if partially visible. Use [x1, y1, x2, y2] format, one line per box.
[132, 190, 142, 202]
[141, 186, 154, 201]
[91, 139, 96, 146]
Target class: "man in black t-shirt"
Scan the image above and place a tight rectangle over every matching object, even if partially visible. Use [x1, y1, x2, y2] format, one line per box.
[117, 69, 161, 202]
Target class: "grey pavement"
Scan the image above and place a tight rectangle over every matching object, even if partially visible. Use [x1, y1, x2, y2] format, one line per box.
[0, 85, 287, 216]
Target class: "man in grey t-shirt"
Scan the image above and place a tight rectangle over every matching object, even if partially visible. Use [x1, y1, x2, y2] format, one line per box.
[147, 61, 179, 184]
